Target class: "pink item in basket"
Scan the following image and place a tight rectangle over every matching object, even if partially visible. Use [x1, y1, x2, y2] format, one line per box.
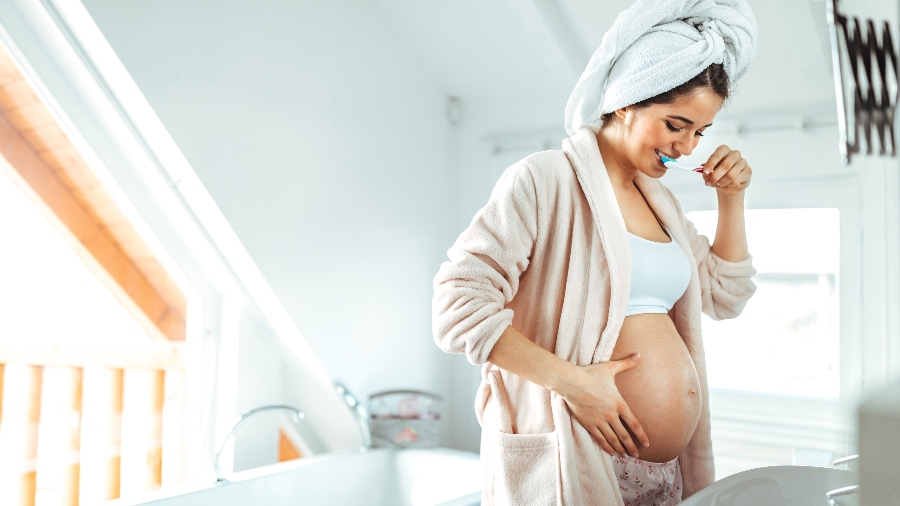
[394, 427, 419, 444]
[397, 396, 420, 419]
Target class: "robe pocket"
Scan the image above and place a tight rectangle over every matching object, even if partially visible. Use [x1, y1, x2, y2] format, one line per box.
[486, 430, 560, 506]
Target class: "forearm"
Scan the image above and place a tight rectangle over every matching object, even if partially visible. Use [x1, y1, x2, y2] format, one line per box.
[487, 325, 577, 395]
[711, 191, 749, 262]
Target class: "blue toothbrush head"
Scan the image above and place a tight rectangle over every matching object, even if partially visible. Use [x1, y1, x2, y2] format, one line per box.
[658, 155, 705, 173]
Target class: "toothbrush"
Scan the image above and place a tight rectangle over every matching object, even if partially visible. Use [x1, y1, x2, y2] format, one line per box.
[660, 156, 705, 173]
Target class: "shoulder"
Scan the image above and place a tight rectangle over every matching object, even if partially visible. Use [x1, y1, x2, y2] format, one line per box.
[486, 150, 579, 215]
[516, 150, 577, 190]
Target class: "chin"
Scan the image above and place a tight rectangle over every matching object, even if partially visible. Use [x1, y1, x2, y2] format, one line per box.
[641, 166, 667, 179]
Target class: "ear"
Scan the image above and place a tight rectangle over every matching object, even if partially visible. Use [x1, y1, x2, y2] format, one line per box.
[615, 107, 628, 121]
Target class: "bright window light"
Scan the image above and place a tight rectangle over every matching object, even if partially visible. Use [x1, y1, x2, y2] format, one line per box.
[0, 169, 150, 345]
[687, 208, 840, 399]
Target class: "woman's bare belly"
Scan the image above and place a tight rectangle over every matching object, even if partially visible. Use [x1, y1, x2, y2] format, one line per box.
[611, 313, 701, 463]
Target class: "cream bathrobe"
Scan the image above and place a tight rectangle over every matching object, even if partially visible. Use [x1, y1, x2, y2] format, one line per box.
[432, 125, 757, 505]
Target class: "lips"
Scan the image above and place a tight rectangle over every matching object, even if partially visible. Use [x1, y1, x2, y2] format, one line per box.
[655, 149, 677, 160]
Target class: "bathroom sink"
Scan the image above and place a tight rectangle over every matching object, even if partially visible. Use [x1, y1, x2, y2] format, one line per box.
[681, 465, 857, 506]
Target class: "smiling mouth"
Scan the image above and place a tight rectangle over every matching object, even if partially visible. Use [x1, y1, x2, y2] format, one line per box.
[655, 149, 677, 160]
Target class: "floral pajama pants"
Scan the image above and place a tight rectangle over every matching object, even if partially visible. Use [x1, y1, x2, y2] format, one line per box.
[612, 453, 682, 505]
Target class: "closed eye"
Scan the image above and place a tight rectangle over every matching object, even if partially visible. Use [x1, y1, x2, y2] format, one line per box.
[666, 120, 704, 137]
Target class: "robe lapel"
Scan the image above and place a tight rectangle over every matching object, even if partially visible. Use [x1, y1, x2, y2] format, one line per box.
[562, 126, 630, 365]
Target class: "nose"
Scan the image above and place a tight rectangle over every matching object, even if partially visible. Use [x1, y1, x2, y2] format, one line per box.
[672, 133, 697, 157]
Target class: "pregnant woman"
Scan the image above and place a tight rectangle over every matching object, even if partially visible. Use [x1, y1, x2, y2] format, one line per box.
[433, 1, 758, 505]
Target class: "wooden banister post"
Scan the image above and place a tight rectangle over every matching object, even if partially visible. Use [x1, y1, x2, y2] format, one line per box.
[22, 365, 41, 506]
[33, 366, 83, 506]
[0, 364, 43, 506]
[63, 368, 82, 506]
[78, 368, 125, 504]
[0, 364, 4, 428]
[147, 370, 165, 490]
[107, 369, 123, 501]
[161, 370, 186, 487]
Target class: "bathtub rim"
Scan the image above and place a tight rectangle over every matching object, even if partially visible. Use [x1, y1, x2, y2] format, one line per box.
[106, 446, 480, 506]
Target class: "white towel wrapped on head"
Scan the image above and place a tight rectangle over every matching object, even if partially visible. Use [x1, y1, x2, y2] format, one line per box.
[565, 0, 757, 136]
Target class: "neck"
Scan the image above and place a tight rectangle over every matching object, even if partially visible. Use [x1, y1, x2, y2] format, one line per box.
[595, 124, 638, 192]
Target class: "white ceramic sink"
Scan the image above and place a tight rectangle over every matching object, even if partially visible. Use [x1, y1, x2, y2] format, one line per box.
[681, 465, 858, 506]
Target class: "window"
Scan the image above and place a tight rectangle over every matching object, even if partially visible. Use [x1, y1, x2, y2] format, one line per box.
[675, 178, 860, 479]
[0, 40, 191, 503]
[688, 208, 841, 399]
[0, 167, 188, 504]
[0, 168, 151, 346]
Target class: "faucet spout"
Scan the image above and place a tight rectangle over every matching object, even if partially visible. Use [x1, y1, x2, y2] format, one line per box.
[334, 383, 371, 451]
[214, 405, 304, 483]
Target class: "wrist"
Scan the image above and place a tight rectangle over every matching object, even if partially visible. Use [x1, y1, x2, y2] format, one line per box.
[717, 188, 745, 205]
[547, 360, 583, 398]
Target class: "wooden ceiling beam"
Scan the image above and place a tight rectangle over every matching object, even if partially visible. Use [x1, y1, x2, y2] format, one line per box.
[0, 111, 184, 341]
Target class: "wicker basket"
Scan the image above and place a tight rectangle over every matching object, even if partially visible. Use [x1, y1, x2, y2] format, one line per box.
[368, 389, 442, 448]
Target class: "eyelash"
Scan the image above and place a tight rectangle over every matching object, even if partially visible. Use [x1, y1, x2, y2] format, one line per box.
[665, 121, 704, 137]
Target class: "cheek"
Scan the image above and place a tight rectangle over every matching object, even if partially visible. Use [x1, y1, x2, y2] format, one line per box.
[628, 122, 666, 149]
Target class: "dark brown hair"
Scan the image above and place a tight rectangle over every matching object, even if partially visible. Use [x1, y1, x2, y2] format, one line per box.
[601, 63, 730, 122]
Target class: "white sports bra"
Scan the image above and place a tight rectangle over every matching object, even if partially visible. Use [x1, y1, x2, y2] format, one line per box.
[626, 230, 692, 316]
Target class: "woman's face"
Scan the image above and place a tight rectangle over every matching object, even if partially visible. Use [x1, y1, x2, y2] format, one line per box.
[613, 88, 724, 177]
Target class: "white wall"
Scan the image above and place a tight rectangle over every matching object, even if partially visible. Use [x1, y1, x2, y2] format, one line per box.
[81, 0, 460, 456]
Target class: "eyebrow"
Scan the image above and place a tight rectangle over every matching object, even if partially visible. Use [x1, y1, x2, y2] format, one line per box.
[668, 115, 713, 128]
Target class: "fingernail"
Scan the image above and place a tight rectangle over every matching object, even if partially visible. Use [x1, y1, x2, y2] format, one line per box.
[643, 442, 650, 447]
[632, 452, 639, 458]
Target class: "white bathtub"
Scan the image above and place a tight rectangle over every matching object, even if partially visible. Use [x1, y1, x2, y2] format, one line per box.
[116, 448, 481, 506]
[681, 465, 858, 506]
[118, 451, 858, 506]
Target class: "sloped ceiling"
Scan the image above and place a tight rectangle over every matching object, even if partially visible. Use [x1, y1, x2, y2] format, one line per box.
[370, 0, 581, 100]
[373, 0, 837, 117]
[82, 0, 840, 137]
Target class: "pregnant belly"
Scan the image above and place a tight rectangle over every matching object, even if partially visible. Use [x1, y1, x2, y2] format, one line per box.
[611, 314, 702, 463]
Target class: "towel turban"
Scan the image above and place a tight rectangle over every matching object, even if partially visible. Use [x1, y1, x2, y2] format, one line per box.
[564, 0, 758, 136]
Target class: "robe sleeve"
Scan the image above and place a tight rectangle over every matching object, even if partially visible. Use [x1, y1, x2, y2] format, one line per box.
[674, 193, 758, 321]
[432, 162, 538, 365]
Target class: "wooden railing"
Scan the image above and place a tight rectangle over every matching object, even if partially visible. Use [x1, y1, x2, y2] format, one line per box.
[0, 343, 186, 506]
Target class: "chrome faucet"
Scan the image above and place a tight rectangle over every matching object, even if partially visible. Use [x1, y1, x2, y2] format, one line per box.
[214, 405, 305, 483]
[334, 383, 371, 451]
